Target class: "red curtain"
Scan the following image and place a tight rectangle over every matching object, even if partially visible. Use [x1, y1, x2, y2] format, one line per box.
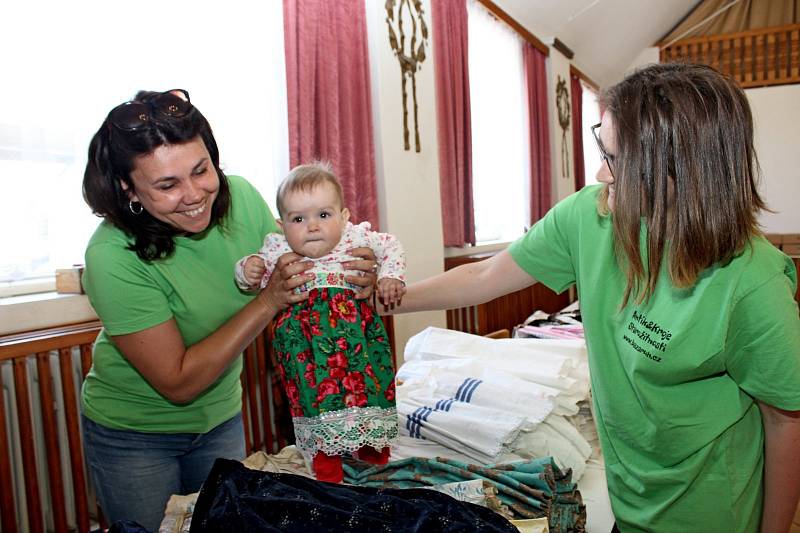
[283, 0, 379, 227]
[432, 0, 475, 247]
[523, 43, 551, 225]
[571, 73, 585, 191]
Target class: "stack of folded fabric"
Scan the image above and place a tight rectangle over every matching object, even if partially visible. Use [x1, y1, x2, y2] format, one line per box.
[398, 362, 557, 463]
[394, 327, 592, 480]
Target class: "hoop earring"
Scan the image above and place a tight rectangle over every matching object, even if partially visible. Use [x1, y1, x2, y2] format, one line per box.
[129, 201, 143, 215]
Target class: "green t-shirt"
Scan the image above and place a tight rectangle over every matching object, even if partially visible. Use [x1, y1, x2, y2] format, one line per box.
[509, 185, 800, 532]
[81, 175, 278, 433]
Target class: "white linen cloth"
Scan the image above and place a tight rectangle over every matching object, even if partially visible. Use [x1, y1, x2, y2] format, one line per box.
[394, 327, 593, 478]
[402, 327, 590, 415]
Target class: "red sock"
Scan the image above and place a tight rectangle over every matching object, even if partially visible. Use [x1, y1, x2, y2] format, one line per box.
[312, 452, 343, 483]
[356, 445, 390, 465]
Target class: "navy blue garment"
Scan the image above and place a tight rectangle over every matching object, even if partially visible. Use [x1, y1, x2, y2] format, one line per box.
[108, 520, 153, 533]
[190, 458, 519, 532]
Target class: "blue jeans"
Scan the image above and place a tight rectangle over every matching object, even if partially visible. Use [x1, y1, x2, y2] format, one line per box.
[81, 413, 245, 531]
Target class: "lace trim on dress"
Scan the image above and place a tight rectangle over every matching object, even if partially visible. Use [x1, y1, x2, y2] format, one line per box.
[293, 406, 398, 458]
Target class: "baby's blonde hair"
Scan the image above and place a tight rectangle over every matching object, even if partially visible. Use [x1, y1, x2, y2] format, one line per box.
[276, 161, 345, 218]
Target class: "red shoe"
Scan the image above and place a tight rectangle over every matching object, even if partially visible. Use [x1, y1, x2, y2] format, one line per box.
[356, 445, 390, 465]
[312, 452, 344, 483]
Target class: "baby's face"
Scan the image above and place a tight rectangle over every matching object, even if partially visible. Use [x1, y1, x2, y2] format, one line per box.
[278, 182, 349, 259]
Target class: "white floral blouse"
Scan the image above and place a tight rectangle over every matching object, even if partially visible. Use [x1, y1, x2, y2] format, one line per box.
[235, 221, 406, 293]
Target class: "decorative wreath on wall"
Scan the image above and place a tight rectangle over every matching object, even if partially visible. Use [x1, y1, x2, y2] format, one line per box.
[386, 0, 429, 153]
[556, 76, 571, 177]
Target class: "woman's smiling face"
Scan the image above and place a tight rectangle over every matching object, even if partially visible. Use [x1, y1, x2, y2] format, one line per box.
[126, 136, 219, 233]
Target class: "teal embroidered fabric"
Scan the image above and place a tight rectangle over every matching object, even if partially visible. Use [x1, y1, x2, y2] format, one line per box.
[343, 456, 586, 533]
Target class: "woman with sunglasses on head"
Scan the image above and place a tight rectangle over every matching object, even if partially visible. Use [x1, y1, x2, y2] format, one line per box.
[80, 90, 378, 530]
[395, 64, 800, 532]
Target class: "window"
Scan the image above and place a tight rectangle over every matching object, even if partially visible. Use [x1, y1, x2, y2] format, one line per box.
[581, 83, 602, 187]
[467, 0, 530, 244]
[0, 1, 288, 289]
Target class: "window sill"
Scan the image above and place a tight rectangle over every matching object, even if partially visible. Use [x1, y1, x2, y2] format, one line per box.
[0, 291, 97, 336]
[0, 277, 57, 298]
[444, 240, 511, 258]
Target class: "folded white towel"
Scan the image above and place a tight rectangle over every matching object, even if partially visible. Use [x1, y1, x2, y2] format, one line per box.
[398, 395, 527, 462]
[403, 327, 590, 414]
[399, 360, 556, 425]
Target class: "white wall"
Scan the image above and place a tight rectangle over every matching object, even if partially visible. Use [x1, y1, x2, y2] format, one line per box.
[625, 47, 660, 77]
[365, 0, 447, 361]
[747, 85, 800, 233]
[548, 49, 576, 203]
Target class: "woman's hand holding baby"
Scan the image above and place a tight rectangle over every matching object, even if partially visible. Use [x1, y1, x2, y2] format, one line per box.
[343, 247, 378, 300]
[257, 252, 313, 315]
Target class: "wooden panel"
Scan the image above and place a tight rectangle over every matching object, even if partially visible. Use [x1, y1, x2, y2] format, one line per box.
[660, 24, 800, 89]
[0, 322, 101, 361]
[13, 358, 44, 533]
[765, 234, 784, 247]
[784, 244, 800, 256]
[80, 344, 93, 381]
[0, 372, 17, 533]
[240, 381, 253, 455]
[242, 344, 261, 454]
[35, 353, 68, 533]
[58, 348, 90, 533]
[444, 254, 573, 336]
[255, 336, 274, 454]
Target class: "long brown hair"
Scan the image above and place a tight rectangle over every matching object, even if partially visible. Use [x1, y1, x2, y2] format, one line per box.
[600, 63, 765, 305]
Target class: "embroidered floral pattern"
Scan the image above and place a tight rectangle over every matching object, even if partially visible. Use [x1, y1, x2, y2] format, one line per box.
[273, 287, 398, 458]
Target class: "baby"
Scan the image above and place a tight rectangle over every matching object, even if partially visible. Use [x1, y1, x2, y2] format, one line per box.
[235, 161, 404, 483]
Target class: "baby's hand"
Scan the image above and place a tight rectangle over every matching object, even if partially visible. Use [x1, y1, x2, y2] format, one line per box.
[243, 256, 267, 288]
[377, 278, 406, 310]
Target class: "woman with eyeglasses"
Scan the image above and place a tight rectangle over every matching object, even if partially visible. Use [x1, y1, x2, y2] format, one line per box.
[395, 63, 800, 532]
[80, 90, 378, 530]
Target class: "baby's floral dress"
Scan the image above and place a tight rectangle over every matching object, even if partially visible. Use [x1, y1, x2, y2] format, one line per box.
[234, 222, 404, 459]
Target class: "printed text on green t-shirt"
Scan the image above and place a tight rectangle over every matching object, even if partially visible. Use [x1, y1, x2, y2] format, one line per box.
[623, 310, 673, 363]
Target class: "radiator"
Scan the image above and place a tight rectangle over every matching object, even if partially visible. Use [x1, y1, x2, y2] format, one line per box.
[1, 348, 93, 532]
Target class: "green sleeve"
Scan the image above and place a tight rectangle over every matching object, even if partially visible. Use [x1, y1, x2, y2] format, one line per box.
[726, 271, 800, 410]
[83, 242, 173, 336]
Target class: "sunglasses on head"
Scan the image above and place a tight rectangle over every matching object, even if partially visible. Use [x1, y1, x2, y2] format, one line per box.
[107, 89, 193, 131]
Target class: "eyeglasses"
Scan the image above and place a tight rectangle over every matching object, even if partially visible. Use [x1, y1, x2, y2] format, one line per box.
[591, 122, 615, 178]
[107, 89, 193, 131]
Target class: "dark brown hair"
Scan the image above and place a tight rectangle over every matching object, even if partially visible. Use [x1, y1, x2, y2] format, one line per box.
[82, 90, 230, 260]
[599, 63, 765, 305]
